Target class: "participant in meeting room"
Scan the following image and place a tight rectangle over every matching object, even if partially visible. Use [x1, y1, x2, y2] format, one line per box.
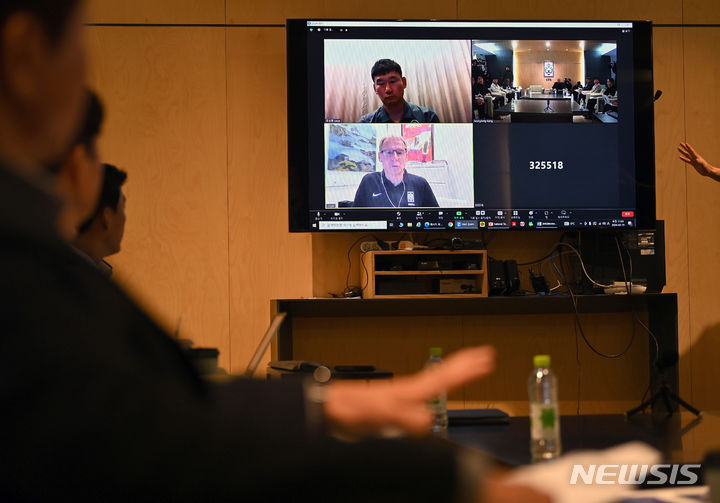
[473, 76, 500, 118]
[575, 77, 593, 102]
[678, 143, 720, 182]
[580, 78, 603, 109]
[502, 65, 513, 87]
[0, 5, 555, 501]
[44, 89, 124, 277]
[596, 78, 618, 113]
[73, 163, 128, 277]
[353, 135, 438, 208]
[475, 75, 493, 98]
[472, 76, 481, 117]
[551, 78, 565, 91]
[587, 78, 616, 113]
[490, 77, 512, 105]
[358, 58, 440, 123]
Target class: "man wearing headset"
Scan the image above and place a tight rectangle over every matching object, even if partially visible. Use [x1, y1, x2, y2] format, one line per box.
[352, 135, 439, 208]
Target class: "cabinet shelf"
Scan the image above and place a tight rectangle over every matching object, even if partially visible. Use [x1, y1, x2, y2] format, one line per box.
[374, 270, 485, 276]
[362, 250, 488, 298]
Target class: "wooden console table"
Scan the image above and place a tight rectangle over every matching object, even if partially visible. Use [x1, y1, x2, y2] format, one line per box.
[271, 294, 679, 413]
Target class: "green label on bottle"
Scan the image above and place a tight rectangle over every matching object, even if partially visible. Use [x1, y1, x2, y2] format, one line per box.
[530, 403, 559, 439]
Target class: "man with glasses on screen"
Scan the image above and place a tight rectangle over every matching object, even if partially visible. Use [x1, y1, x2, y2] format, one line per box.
[358, 59, 440, 123]
[353, 135, 438, 208]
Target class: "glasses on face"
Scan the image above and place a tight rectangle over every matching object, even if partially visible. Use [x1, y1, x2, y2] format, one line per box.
[381, 149, 407, 157]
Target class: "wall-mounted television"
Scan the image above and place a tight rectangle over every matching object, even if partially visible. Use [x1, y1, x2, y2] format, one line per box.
[287, 20, 655, 232]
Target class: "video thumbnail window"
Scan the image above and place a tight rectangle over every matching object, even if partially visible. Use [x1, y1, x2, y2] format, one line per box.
[324, 39, 472, 124]
[324, 123, 474, 208]
[471, 40, 618, 123]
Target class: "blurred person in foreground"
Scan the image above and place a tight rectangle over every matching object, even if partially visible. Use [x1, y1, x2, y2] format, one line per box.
[0, 2, 550, 502]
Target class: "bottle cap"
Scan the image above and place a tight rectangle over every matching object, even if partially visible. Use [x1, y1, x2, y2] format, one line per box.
[533, 355, 551, 368]
[429, 347, 443, 357]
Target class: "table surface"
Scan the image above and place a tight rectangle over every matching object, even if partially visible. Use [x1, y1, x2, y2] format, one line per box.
[447, 411, 720, 467]
[523, 92, 572, 100]
[496, 99, 584, 115]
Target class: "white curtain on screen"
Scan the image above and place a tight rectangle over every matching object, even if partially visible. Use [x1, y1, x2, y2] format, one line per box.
[324, 39, 472, 123]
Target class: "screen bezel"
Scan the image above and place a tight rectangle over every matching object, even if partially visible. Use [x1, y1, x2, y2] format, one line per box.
[287, 19, 656, 232]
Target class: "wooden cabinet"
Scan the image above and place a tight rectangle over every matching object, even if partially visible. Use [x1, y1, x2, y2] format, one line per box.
[361, 250, 488, 299]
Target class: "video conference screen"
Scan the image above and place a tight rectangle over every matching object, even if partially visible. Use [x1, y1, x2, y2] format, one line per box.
[287, 21, 655, 232]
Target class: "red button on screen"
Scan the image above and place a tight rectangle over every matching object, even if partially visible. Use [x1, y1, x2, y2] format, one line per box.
[622, 211, 635, 217]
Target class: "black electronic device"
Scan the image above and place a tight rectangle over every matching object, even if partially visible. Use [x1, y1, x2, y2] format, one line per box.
[488, 257, 507, 295]
[288, 20, 656, 233]
[504, 259, 521, 295]
[530, 271, 550, 295]
[578, 220, 666, 293]
[268, 360, 333, 383]
[447, 408, 510, 426]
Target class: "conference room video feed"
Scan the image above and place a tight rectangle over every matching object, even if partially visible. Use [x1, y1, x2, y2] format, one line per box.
[324, 123, 474, 209]
[324, 39, 472, 124]
[471, 40, 619, 124]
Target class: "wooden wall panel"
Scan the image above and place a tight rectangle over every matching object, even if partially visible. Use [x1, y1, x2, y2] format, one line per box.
[226, 28, 313, 374]
[226, 0, 457, 25]
[652, 28, 692, 402]
[458, 0, 682, 24]
[86, 0, 225, 25]
[683, 0, 720, 25]
[683, 27, 720, 410]
[85, 27, 231, 368]
[515, 51, 583, 91]
[82, 0, 719, 412]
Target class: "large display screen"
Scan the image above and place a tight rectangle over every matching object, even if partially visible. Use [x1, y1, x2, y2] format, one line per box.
[287, 20, 655, 232]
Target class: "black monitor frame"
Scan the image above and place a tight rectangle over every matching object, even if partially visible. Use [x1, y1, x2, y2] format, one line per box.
[287, 19, 656, 232]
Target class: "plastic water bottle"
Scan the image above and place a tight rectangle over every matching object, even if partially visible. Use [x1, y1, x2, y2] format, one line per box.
[426, 347, 448, 435]
[528, 355, 561, 462]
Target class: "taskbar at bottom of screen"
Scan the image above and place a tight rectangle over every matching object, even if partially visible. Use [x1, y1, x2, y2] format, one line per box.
[312, 219, 636, 231]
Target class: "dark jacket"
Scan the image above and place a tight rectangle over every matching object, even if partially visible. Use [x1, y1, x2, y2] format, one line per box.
[474, 83, 491, 96]
[358, 101, 440, 123]
[501, 69, 513, 85]
[0, 163, 461, 502]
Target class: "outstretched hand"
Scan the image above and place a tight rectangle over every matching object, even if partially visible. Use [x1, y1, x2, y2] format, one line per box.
[678, 142, 720, 182]
[323, 346, 495, 437]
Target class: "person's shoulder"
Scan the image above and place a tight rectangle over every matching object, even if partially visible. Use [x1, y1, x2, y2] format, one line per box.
[360, 171, 380, 181]
[359, 106, 385, 123]
[405, 172, 430, 186]
[406, 102, 439, 122]
[358, 171, 382, 187]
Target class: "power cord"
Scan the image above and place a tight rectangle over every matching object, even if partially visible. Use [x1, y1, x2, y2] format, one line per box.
[614, 235, 660, 365]
[551, 247, 636, 359]
[329, 234, 374, 298]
